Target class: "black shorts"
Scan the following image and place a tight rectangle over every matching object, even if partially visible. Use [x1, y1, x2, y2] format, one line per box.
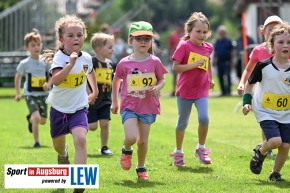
[260, 120, 290, 143]
[87, 104, 111, 123]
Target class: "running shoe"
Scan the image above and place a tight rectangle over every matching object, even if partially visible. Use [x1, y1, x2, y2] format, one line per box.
[170, 152, 185, 167]
[120, 148, 132, 170]
[194, 148, 212, 164]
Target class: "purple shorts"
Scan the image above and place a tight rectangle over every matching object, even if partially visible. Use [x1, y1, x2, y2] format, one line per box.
[50, 107, 88, 138]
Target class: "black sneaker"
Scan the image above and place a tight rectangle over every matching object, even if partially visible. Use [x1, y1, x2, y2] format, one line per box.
[250, 144, 267, 174]
[101, 146, 112, 155]
[33, 142, 41, 148]
[73, 188, 85, 193]
[269, 172, 284, 181]
[26, 114, 32, 133]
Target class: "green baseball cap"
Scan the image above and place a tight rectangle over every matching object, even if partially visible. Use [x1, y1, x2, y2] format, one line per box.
[128, 21, 154, 37]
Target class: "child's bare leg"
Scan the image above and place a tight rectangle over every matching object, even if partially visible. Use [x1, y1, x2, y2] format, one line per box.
[100, 119, 109, 147]
[123, 118, 138, 150]
[31, 111, 41, 143]
[198, 125, 208, 145]
[136, 121, 150, 166]
[52, 135, 66, 155]
[272, 143, 290, 173]
[71, 127, 87, 164]
[176, 129, 185, 150]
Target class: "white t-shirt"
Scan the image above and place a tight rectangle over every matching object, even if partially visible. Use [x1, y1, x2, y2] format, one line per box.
[249, 57, 290, 123]
[46, 50, 93, 113]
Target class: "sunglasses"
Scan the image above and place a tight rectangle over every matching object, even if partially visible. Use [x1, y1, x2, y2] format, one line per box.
[133, 36, 152, 42]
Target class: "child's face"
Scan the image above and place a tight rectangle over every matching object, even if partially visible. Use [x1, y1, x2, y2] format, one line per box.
[189, 20, 209, 46]
[60, 23, 85, 54]
[97, 39, 114, 59]
[273, 32, 290, 58]
[26, 40, 42, 58]
[262, 22, 280, 41]
[130, 36, 152, 54]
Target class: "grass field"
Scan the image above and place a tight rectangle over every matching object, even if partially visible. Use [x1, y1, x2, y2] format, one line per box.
[1, 75, 290, 193]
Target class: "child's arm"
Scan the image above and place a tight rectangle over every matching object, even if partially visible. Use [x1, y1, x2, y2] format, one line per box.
[242, 81, 254, 115]
[111, 76, 122, 114]
[51, 52, 78, 86]
[87, 69, 98, 105]
[237, 59, 256, 95]
[172, 59, 204, 73]
[14, 72, 22, 102]
[207, 61, 215, 90]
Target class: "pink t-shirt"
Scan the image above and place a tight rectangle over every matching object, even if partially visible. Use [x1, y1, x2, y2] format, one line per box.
[172, 40, 213, 99]
[249, 43, 272, 63]
[115, 54, 168, 114]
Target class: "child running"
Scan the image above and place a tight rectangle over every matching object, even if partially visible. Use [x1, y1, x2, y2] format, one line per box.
[88, 33, 114, 155]
[111, 21, 168, 180]
[44, 15, 98, 193]
[15, 29, 51, 148]
[237, 15, 283, 157]
[242, 22, 290, 181]
[170, 12, 214, 166]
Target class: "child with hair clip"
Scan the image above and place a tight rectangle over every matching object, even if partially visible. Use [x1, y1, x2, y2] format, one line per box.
[237, 15, 283, 157]
[87, 33, 114, 155]
[15, 29, 52, 148]
[44, 15, 98, 193]
[243, 22, 290, 181]
[111, 21, 168, 180]
[170, 12, 214, 167]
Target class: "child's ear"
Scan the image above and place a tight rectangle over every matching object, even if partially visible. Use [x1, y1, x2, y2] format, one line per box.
[95, 47, 102, 53]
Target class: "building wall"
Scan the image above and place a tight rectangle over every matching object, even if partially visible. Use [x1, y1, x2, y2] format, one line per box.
[245, 3, 290, 43]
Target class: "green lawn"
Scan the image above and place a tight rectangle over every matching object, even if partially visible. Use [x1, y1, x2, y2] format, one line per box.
[1, 76, 290, 193]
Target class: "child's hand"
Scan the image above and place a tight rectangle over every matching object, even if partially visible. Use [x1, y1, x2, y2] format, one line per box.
[148, 86, 159, 96]
[88, 94, 96, 105]
[15, 94, 21, 102]
[194, 59, 205, 68]
[110, 104, 119, 114]
[242, 104, 252, 115]
[237, 83, 244, 95]
[70, 52, 78, 66]
[42, 82, 50, 91]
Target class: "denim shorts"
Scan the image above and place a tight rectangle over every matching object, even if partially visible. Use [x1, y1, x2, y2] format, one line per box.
[120, 109, 156, 124]
[50, 107, 88, 138]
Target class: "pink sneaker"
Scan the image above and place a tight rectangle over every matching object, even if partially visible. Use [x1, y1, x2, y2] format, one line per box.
[120, 148, 132, 170]
[194, 148, 212, 164]
[170, 152, 185, 167]
[136, 167, 149, 180]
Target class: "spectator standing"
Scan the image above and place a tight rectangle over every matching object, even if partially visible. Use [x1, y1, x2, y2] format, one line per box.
[214, 25, 234, 96]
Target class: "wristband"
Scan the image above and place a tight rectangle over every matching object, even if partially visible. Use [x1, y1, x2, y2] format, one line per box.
[243, 93, 252, 106]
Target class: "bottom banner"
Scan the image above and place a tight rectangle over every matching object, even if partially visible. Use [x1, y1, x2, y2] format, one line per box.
[5, 164, 99, 189]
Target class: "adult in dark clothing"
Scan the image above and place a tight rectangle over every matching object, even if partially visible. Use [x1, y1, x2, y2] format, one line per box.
[214, 25, 234, 96]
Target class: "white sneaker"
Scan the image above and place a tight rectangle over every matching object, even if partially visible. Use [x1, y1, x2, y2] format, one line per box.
[101, 146, 112, 155]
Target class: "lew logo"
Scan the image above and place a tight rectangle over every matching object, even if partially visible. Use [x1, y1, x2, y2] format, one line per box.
[70, 167, 98, 186]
